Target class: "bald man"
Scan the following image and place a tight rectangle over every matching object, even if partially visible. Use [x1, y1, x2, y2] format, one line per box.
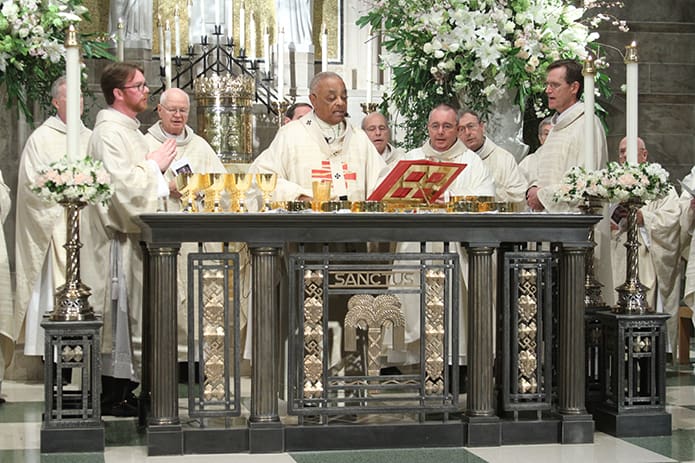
[611, 137, 680, 356]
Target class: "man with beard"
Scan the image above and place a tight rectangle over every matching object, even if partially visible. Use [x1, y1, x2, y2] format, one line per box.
[82, 62, 177, 416]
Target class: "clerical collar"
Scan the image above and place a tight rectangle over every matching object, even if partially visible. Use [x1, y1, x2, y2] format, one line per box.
[422, 139, 466, 161]
[312, 112, 345, 145]
[552, 101, 581, 125]
[161, 123, 187, 142]
[473, 137, 487, 155]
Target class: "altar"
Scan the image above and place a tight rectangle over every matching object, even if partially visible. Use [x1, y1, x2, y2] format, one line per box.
[134, 212, 600, 456]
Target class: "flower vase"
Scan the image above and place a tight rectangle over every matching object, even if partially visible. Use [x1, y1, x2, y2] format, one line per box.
[578, 194, 606, 309]
[614, 198, 651, 314]
[51, 199, 95, 321]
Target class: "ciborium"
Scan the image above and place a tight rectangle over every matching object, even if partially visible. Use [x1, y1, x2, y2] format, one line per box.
[189, 173, 212, 212]
[175, 172, 195, 212]
[205, 173, 227, 212]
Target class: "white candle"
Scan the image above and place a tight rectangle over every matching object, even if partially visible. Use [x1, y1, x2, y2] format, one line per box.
[65, 25, 80, 161]
[215, 0, 220, 27]
[165, 21, 172, 89]
[158, 15, 164, 66]
[263, 24, 269, 74]
[117, 18, 124, 62]
[187, 0, 193, 47]
[200, 0, 206, 38]
[625, 41, 639, 164]
[249, 14, 256, 59]
[226, 0, 234, 41]
[321, 23, 327, 72]
[174, 6, 181, 57]
[277, 27, 284, 100]
[582, 55, 595, 171]
[239, 2, 245, 51]
[365, 28, 372, 102]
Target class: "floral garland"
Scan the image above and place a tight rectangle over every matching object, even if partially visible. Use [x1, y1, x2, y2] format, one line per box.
[0, 0, 112, 123]
[31, 155, 113, 205]
[357, 0, 624, 149]
[553, 162, 672, 204]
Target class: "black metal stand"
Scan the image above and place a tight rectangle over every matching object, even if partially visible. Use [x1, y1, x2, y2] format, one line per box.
[40, 319, 104, 453]
[593, 311, 671, 437]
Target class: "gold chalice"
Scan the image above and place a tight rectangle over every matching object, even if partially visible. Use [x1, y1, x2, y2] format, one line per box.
[175, 172, 194, 212]
[189, 173, 211, 212]
[233, 172, 253, 213]
[256, 173, 278, 211]
[205, 173, 227, 212]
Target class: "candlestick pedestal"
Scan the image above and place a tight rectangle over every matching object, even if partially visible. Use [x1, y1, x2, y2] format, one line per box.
[614, 199, 651, 314]
[52, 200, 94, 321]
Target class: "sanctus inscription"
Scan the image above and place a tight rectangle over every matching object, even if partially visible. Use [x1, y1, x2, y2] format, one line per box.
[330, 270, 419, 289]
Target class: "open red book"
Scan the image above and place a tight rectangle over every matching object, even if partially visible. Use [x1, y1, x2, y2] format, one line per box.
[367, 159, 467, 204]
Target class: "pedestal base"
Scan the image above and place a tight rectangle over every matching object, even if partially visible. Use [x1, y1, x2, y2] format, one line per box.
[463, 415, 501, 447]
[593, 407, 672, 437]
[147, 424, 183, 456]
[249, 421, 284, 453]
[559, 413, 595, 444]
[41, 425, 104, 453]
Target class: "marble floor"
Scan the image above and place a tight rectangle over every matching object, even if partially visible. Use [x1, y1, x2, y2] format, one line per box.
[1, 361, 694, 463]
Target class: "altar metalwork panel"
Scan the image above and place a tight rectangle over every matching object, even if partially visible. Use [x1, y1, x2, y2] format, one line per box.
[288, 249, 459, 421]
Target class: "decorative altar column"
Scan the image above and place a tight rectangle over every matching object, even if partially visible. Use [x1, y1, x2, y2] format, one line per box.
[249, 245, 283, 452]
[145, 243, 182, 455]
[465, 245, 500, 446]
[557, 244, 593, 443]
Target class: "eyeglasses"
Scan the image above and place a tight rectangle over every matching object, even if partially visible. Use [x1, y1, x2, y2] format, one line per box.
[121, 82, 148, 93]
[458, 123, 480, 132]
[364, 125, 387, 133]
[545, 81, 566, 90]
[160, 105, 189, 115]
[428, 123, 456, 131]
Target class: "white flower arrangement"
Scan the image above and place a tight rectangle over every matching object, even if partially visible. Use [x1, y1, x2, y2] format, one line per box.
[0, 0, 111, 122]
[553, 161, 672, 205]
[358, 0, 626, 149]
[553, 166, 607, 204]
[601, 161, 672, 203]
[31, 155, 113, 205]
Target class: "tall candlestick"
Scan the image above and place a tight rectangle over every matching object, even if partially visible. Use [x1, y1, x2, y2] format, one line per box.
[65, 25, 80, 161]
[249, 14, 256, 59]
[239, 2, 245, 52]
[226, 0, 234, 42]
[321, 23, 327, 72]
[174, 6, 181, 57]
[187, 0, 193, 47]
[582, 55, 596, 171]
[117, 18, 124, 62]
[165, 21, 172, 89]
[625, 41, 639, 164]
[263, 24, 270, 74]
[277, 27, 284, 100]
[200, 0, 206, 38]
[158, 15, 164, 65]
[365, 28, 372, 102]
[215, 0, 220, 27]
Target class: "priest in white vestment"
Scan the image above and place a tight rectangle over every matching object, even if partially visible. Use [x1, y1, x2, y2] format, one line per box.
[82, 63, 177, 416]
[362, 111, 406, 170]
[457, 110, 527, 205]
[252, 72, 386, 201]
[144, 88, 250, 365]
[388, 104, 495, 381]
[0, 169, 12, 404]
[517, 117, 552, 187]
[524, 59, 613, 305]
[14, 77, 92, 358]
[610, 138, 681, 355]
[678, 166, 695, 352]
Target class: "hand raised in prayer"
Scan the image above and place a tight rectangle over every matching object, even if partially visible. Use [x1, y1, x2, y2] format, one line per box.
[146, 138, 177, 173]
